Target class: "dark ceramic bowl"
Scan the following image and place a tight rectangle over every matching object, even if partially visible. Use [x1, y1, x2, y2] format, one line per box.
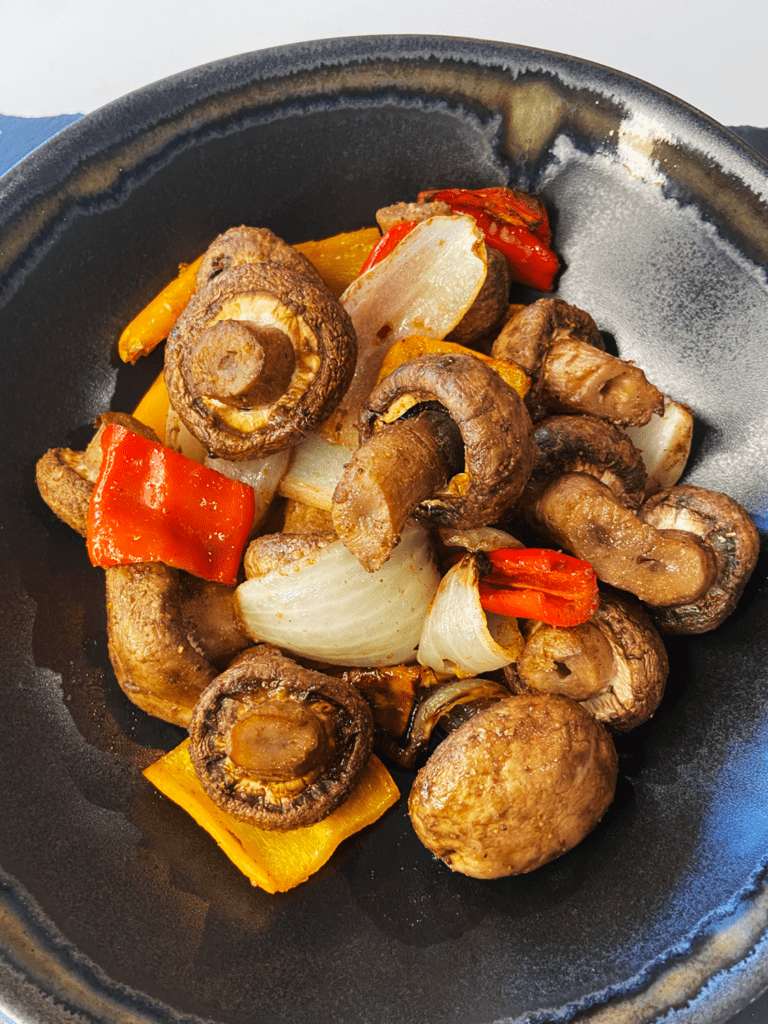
[1, 35, 767, 1024]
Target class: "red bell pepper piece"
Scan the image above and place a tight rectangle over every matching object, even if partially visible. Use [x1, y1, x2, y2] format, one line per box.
[418, 186, 559, 291]
[86, 423, 255, 586]
[358, 220, 418, 275]
[477, 548, 599, 627]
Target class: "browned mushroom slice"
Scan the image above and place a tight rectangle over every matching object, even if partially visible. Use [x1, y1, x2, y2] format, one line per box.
[492, 297, 664, 426]
[514, 589, 669, 731]
[165, 254, 357, 460]
[408, 693, 618, 878]
[639, 484, 760, 633]
[188, 647, 374, 830]
[106, 562, 251, 728]
[36, 412, 161, 535]
[375, 200, 452, 232]
[332, 352, 535, 571]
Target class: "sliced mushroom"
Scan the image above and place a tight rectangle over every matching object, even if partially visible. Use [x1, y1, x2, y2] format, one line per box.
[332, 352, 535, 571]
[492, 298, 664, 426]
[375, 200, 452, 233]
[512, 588, 669, 731]
[188, 647, 374, 830]
[639, 484, 760, 633]
[408, 693, 618, 878]
[165, 241, 357, 460]
[36, 412, 160, 535]
[106, 562, 251, 727]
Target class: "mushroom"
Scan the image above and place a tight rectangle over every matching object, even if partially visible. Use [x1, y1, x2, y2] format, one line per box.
[164, 231, 357, 461]
[492, 298, 664, 426]
[639, 484, 761, 633]
[511, 588, 669, 731]
[526, 413, 648, 509]
[332, 352, 536, 571]
[106, 562, 251, 727]
[36, 412, 160, 535]
[188, 646, 374, 830]
[194, 225, 329, 290]
[408, 693, 618, 878]
[527, 473, 758, 632]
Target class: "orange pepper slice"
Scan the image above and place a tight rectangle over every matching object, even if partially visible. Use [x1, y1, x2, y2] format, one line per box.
[143, 740, 400, 893]
[377, 335, 531, 398]
[118, 255, 204, 364]
[295, 227, 381, 296]
[131, 370, 170, 443]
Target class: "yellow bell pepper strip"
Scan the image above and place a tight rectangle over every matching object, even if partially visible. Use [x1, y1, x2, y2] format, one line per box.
[478, 548, 600, 627]
[418, 187, 560, 291]
[377, 335, 531, 398]
[357, 220, 417, 275]
[118, 255, 204, 364]
[131, 370, 170, 443]
[295, 227, 381, 296]
[86, 423, 255, 585]
[143, 739, 400, 893]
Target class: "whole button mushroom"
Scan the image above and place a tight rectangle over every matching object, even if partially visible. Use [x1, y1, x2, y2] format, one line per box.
[188, 647, 374, 830]
[332, 352, 536, 572]
[165, 230, 357, 461]
[408, 693, 618, 878]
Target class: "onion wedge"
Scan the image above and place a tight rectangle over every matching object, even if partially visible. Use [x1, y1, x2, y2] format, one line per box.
[418, 554, 525, 677]
[236, 524, 440, 667]
[320, 215, 488, 446]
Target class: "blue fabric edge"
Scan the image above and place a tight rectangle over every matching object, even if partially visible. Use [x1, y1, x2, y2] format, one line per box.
[0, 113, 84, 177]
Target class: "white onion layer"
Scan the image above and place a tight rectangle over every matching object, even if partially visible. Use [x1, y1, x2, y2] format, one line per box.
[277, 433, 354, 510]
[205, 448, 291, 530]
[623, 395, 693, 493]
[235, 525, 440, 667]
[320, 215, 487, 446]
[417, 556, 524, 677]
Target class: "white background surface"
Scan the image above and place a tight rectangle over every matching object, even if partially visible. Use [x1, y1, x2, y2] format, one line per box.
[1, 0, 767, 127]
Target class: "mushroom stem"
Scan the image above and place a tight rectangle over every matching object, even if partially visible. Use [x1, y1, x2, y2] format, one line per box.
[531, 472, 718, 608]
[332, 406, 464, 572]
[190, 320, 296, 408]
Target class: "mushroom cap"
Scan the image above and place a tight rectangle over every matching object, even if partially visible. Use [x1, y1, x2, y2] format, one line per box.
[360, 351, 536, 528]
[189, 647, 374, 830]
[408, 693, 618, 877]
[515, 588, 669, 732]
[196, 225, 328, 290]
[165, 256, 357, 460]
[640, 484, 760, 633]
[446, 246, 511, 349]
[527, 414, 648, 508]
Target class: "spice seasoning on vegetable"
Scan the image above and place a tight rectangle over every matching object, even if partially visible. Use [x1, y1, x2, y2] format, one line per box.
[477, 548, 600, 627]
[86, 423, 255, 586]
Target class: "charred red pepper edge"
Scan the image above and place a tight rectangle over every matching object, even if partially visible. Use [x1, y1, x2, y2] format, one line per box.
[86, 423, 255, 586]
[358, 220, 418, 275]
[477, 548, 600, 627]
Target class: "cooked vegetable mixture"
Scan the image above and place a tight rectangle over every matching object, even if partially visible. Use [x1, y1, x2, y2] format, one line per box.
[36, 188, 760, 891]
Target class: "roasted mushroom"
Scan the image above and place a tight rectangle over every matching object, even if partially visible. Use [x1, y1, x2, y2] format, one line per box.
[332, 352, 536, 571]
[106, 562, 251, 727]
[527, 473, 758, 632]
[408, 693, 618, 878]
[188, 647, 374, 830]
[492, 298, 664, 426]
[511, 588, 669, 731]
[165, 229, 357, 460]
[639, 484, 761, 633]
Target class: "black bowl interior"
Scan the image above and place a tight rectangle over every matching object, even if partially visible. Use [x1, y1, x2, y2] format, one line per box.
[1, 34, 767, 1024]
